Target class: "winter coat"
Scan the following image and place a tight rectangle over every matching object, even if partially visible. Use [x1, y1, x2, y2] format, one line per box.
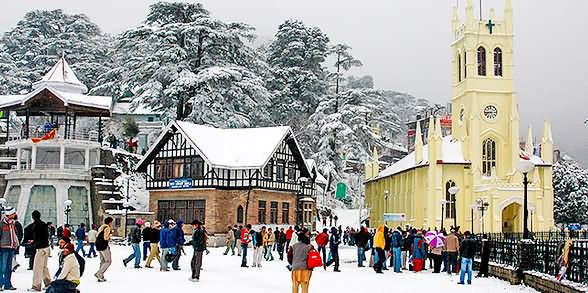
[128, 226, 141, 243]
[0, 217, 18, 249]
[329, 227, 340, 250]
[373, 225, 385, 249]
[75, 227, 85, 240]
[354, 228, 370, 248]
[315, 232, 329, 247]
[383, 226, 391, 251]
[159, 226, 175, 249]
[391, 230, 403, 248]
[57, 253, 80, 282]
[192, 227, 206, 252]
[88, 229, 98, 243]
[15, 221, 23, 244]
[32, 219, 49, 249]
[288, 242, 312, 271]
[412, 235, 426, 259]
[226, 229, 235, 245]
[253, 231, 263, 248]
[277, 232, 287, 245]
[264, 231, 275, 246]
[172, 222, 185, 246]
[149, 228, 161, 243]
[459, 238, 477, 259]
[240, 229, 251, 245]
[445, 234, 460, 252]
[142, 227, 152, 242]
[286, 228, 294, 240]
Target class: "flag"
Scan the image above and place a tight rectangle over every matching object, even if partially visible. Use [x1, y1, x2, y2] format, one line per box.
[32, 128, 57, 143]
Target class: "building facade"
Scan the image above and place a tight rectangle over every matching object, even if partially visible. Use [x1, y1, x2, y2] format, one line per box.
[365, 0, 555, 233]
[136, 121, 317, 234]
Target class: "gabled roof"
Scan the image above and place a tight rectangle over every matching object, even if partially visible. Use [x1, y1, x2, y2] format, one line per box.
[0, 86, 112, 112]
[32, 57, 88, 94]
[305, 159, 328, 185]
[137, 121, 311, 172]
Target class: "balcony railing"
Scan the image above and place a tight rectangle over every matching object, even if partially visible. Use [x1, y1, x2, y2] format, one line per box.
[4, 128, 100, 143]
[11, 164, 89, 171]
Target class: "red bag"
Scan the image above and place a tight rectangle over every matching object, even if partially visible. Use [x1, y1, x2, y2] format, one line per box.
[307, 249, 323, 269]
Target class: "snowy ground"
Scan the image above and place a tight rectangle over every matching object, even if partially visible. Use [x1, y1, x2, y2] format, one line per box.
[10, 245, 538, 293]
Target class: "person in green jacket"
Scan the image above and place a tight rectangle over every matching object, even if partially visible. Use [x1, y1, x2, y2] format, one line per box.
[189, 220, 205, 282]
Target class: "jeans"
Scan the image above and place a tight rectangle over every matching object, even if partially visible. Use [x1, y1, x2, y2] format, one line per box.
[374, 248, 385, 273]
[401, 250, 408, 269]
[460, 258, 473, 284]
[143, 241, 151, 260]
[392, 247, 402, 272]
[75, 239, 86, 256]
[0, 248, 14, 289]
[241, 244, 248, 266]
[447, 252, 458, 274]
[172, 245, 182, 269]
[357, 246, 365, 266]
[264, 244, 274, 261]
[326, 247, 339, 271]
[124, 243, 141, 267]
[88, 243, 97, 257]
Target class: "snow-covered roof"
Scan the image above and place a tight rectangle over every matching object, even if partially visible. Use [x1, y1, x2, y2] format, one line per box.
[372, 136, 469, 180]
[137, 121, 310, 171]
[112, 102, 163, 115]
[32, 57, 88, 94]
[305, 159, 328, 185]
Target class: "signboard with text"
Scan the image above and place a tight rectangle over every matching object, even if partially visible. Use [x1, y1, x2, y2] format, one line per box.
[383, 213, 406, 222]
[168, 178, 193, 189]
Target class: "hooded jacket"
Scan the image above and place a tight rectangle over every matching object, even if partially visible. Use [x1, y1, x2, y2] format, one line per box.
[373, 225, 385, 249]
[173, 221, 185, 246]
[354, 227, 370, 248]
[159, 223, 175, 249]
[329, 227, 340, 250]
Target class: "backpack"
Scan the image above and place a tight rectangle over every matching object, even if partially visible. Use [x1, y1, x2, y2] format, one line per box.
[307, 248, 323, 269]
[95, 230, 108, 252]
[75, 252, 86, 276]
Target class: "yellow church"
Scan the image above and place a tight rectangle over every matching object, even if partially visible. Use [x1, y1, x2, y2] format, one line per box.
[365, 0, 554, 233]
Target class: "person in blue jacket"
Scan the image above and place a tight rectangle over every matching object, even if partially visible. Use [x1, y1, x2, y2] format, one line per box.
[159, 220, 175, 272]
[171, 220, 185, 270]
[325, 227, 341, 272]
[412, 230, 427, 272]
[391, 227, 404, 273]
[75, 223, 86, 257]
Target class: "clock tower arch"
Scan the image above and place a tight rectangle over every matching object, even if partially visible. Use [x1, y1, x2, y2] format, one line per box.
[450, 0, 519, 180]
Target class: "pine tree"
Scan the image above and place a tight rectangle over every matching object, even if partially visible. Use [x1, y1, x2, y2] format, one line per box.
[553, 156, 588, 224]
[92, 2, 271, 128]
[0, 52, 28, 94]
[0, 9, 113, 91]
[266, 20, 330, 129]
[329, 44, 362, 110]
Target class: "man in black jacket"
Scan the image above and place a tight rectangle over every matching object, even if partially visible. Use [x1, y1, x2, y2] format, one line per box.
[353, 227, 369, 267]
[458, 231, 477, 285]
[30, 210, 50, 292]
[123, 219, 144, 268]
[190, 220, 205, 282]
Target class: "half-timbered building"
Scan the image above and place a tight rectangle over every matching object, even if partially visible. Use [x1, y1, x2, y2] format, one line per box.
[136, 121, 317, 234]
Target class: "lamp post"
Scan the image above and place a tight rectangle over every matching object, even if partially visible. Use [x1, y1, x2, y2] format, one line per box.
[123, 201, 130, 239]
[384, 190, 389, 224]
[110, 163, 117, 201]
[469, 204, 476, 235]
[448, 186, 460, 229]
[517, 160, 535, 239]
[0, 198, 6, 215]
[440, 199, 448, 230]
[64, 199, 72, 226]
[475, 198, 490, 234]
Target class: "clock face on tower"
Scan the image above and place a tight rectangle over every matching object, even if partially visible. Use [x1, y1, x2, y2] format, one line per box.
[483, 105, 498, 120]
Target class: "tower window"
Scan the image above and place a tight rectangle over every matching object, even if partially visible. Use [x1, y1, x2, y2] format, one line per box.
[458, 54, 462, 82]
[482, 138, 496, 176]
[463, 51, 467, 78]
[477, 46, 486, 76]
[494, 47, 503, 76]
[445, 180, 456, 219]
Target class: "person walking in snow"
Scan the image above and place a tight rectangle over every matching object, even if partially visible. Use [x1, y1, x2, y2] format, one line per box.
[145, 220, 161, 268]
[373, 225, 386, 274]
[333, 215, 338, 227]
[87, 224, 98, 258]
[353, 226, 369, 267]
[240, 224, 252, 267]
[315, 228, 329, 270]
[234, 225, 241, 256]
[285, 226, 294, 252]
[223, 226, 235, 255]
[95, 217, 113, 282]
[252, 226, 264, 267]
[264, 227, 275, 261]
[0, 207, 18, 290]
[288, 228, 313, 293]
[277, 227, 287, 261]
[325, 227, 341, 272]
[142, 222, 152, 261]
[74, 223, 86, 257]
[328, 215, 333, 227]
[123, 218, 143, 268]
[29, 210, 51, 292]
[171, 220, 185, 270]
[189, 220, 205, 282]
[159, 220, 175, 272]
[273, 226, 280, 251]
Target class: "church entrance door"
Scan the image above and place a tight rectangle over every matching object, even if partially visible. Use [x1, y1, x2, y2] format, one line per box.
[501, 202, 522, 233]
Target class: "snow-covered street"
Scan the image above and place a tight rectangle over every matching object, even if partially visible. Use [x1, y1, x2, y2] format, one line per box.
[10, 245, 538, 293]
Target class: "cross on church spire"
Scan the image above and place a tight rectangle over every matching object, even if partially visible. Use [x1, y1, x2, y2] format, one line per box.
[486, 19, 495, 34]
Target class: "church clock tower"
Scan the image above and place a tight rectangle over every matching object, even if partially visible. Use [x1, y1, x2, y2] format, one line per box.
[451, 0, 519, 181]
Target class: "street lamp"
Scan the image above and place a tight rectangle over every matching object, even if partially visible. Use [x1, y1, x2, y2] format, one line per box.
[384, 190, 389, 224]
[0, 198, 6, 214]
[448, 186, 460, 229]
[123, 201, 130, 239]
[517, 160, 535, 239]
[475, 198, 490, 234]
[64, 199, 72, 226]
[440, 199, 448, 230]
[469, 204, 477, 235]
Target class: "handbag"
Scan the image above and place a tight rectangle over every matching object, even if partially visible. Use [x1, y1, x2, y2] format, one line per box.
[307, 249, 323, 269]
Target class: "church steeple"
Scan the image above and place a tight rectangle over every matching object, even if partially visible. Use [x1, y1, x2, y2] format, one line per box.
[525, 126, 534, 155]
[541, 120, 554, 164]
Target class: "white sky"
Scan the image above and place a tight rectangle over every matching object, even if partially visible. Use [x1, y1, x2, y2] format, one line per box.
[1, 0, 587, 165]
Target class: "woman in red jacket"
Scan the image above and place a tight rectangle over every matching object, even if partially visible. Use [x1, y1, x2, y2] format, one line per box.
[315, 228, 329, 270]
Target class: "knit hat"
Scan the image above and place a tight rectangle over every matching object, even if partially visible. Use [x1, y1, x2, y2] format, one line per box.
[4, 207, 15, 216]
[136, 218, 144, 226]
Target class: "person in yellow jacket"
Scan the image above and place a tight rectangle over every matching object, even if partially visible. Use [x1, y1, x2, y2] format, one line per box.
[264, 228, 275, 261]
[373, 225, 386, 274]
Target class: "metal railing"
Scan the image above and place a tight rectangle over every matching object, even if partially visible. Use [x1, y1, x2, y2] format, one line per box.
[4, 128, 100, 142]
[11, 164, 88, 171]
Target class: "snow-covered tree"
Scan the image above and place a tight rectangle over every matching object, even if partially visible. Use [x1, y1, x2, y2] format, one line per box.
[266, 20, 330, 129]
[0, 9, 113, 91]
[553, 156, 588, 224]
[329, 44, 362, 95]
[346, 75, 374, 89]
[92, 2, 271, 128]
[0, 52, 29, 94]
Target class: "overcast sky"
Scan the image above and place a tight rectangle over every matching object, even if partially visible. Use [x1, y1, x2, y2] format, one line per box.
[1, 0, 587, 166]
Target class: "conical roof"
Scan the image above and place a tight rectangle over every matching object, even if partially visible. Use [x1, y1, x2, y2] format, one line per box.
[32, 57, 88, 93]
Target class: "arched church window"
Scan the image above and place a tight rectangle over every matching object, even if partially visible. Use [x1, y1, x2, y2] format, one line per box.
[237, 205, 244, 223]
[445, 180, 456, 219]
[482, 138, 496, 176]
[494, 47, 503, 76]
[477, 46, 486, 76]
[458, 54, 462, 82]
[463, 51, 467, 78]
